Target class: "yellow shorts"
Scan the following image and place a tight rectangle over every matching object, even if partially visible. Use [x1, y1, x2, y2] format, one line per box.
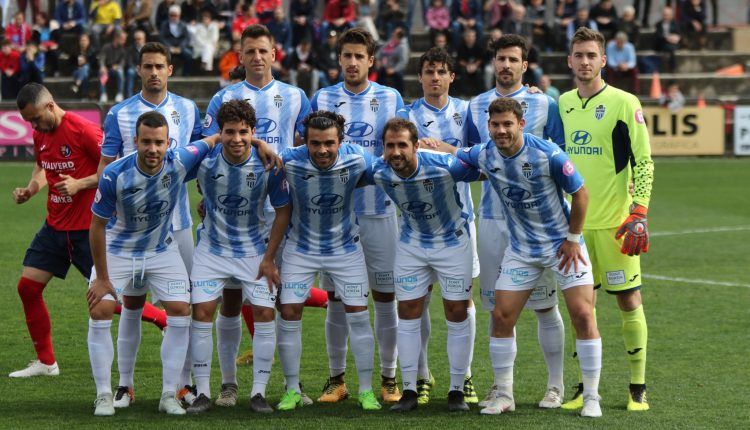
[583, 228, 642, 293]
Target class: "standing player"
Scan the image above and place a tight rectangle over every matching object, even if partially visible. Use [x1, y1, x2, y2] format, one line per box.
[559, 27, 654, 412]
[97, 41, 202, 408]
[275, 111, 380, 412]
[448, 98, 602, 418]
[396, 47, 479, 405]
[310, 28, 404, 403]
[9, 83, 101, 378]
[364, 118, 482, 412]
[466, 34, 568, 408]
[187, 100, 289, 414]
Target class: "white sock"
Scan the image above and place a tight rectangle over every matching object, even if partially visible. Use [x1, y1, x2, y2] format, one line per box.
[325, 300, 349, 377]
[88, 319, 114, 396]
[397, 318, 421, 392]
[417, 295, 432, 379]
[373, 300, 398, 379]
[162, 316, 191, 394]
[489, 336, 516, 396]
[576, 338, 602, 399]
[215, 314, 241, 385]
[190, 320, 214, 397]
[346, 310, 375, 393]
[116, 307, 142, 388]
[179, 334, 193, 388]
[251, 321, 276, 397]
[277, 318, 302, 393]
[466, 305, 476, 378]
[536, 306, 565, 391]
[446, 318, 472, 392]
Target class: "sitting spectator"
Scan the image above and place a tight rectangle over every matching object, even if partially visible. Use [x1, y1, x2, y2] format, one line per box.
[590, 0, 618, 41]
[554, 0, 578, 27]
[255, 0, 282, 24]
[70, 33, 98, 97]
[524, 43, 542, 87]
[218, 39, 241, 86]
[19, 42, 45, 85]
[315, 29, 341, 87]
[89, 0, 123, 46]
[54, 0, 87, 36]
[285, 37, 319, 93]
[32, 12, 60, 77]
[0, 40, 21, 99]
[659, 80, 685, 112]
[191, 10, 219, 72]
[654, 5, 681, 72]
[618, 5, 640, 47]
[425, 0, 450, 46]
[290, 0, 316, 46]
[484, 0, 513, 30]
[606, 31, 639, 94]
[232, 2, 259, 41]
[483, 27, 502, 89]
[323, 0, 357, 36]
[356, 0, 380, 43]
[160, 5, 193, 75]
[125, 29, 146, 96]
[124, 0, 153, 34]
[376, 0, 407, 40]
[181, 0, 218, 25]
[501, 4, 533, 41]
[527, 0, 553, 52]
[156, 0, 177, 30]
[539, 74, 560, 102]
[681, 0, 707, 50]
[451, 0, 483, 50]
[98, 29, 127, 102]
[432, 29, 449, 53]
[456, 26, 484, 96]
[17, 1, 41, 23]
[6, 12, 33, 52]
[632, 0, 651, 27]
[376, 26, 408, 93]
[566, 7, 598, 46]
[267, 7, 292, 54]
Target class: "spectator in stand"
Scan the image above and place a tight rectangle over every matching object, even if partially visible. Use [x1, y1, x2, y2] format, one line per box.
[377, 0, 408, 40]
[451, 0, 483, 50]
[218, 39, 240, 86]
[6, 12, 33, 52]
[356, 0, 380, 43]
[192, 9, 219, 72]
[285, 37, 318, 93]
[606, 31, 639, 94]
[255, 0, 282, 24]
[589, 0, 618, 41]
[19, 42, 45, 87]
[182, 0, 218, 25]
[484, 0, 514, 31]
[32, 12, 60, 77]
[155, 0, 177, 30]
[654, 6, 681, 72]
[290, 0, 316, 47]
[632, 0, 651, 27]
[527, 0, 553, 52]
[618, 5, 640, 48]
[681, 0, 707, 50]
[160, 5, 193, 75]
[323, 0, 357, 35]
[124, 0, 153, 34]
[124, 29, 146, 96]
[566, 7, 598, 46]
[501, 4, 533, 41]
[267, 7, 292, 54]
[97, 29, 127, 102]
[660, 80, 685, 112]
[554, 0, 577, 49]
[456, 26, 484, 96]
[89, 0, 123, 46]
[433, 30, 449, 52]
[524, 42, 542, 86]
[17, 1, 41, 23]
[232, 2, 259, 41]
[483, 27, 502, 89]
[425, 0, 450, 46]
[376, 25, 408, 93]
[70, 33, 98, 97]
[54, 0, 87, 36]
[315, 29, 341, 87]
[539, 74, 559, 102]
[1, 40, 21, 99]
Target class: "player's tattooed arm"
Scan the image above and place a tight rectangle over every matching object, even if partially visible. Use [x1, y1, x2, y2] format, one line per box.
[557, 185, 589, 274]
[13, 164, 47, 204]
[87, 215, 117, 309]
[258, 203, 291, 291]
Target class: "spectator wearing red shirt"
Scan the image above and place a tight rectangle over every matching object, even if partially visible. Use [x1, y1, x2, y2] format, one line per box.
[322, 0, 357, 36]
[0, 40, 22, 99]
[232, 2, 260, 40]
[9, 83, 102, 378]
[6, 11, 34, 52]
[255, 0, 282, 24]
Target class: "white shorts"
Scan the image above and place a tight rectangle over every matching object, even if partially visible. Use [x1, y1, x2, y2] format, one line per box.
[395, 234, 473, 302]
[89, 245, 190, 305]
[468, 219, 480, 279]
[356, 214, 398, 293]
[496, 245, 594, 293]
[281, 245, 369, 307]
[190, 246, 277, 308]
[478, 217, 560, 311]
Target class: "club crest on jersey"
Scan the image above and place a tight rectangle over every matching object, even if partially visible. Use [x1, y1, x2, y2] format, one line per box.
[422, 179, 434, 192]
[171, 110, 180, 125]
[246, 171, 257, 187]
[595, 104, 606, 120]
[452, 112, 463, 126]
[339, 168, 349, 183]
[274, 94, 283, 108]
[520, 100, 529, 116]
[522, 162, 533, 178]
[60, 145, 71, 158]
[161, 174, 172, 189]
[370, 97, 379, 112]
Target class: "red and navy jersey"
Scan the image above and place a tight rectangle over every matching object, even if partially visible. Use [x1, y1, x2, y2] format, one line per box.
[34, 112, 102, 231]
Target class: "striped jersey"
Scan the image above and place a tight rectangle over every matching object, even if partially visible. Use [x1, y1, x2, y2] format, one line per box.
[92, 141, 210, 257]
[467, 86, 565, 220]
[364, 150, 481, 248]
[456, 134, 584, 258]
[311, 81, 404, 217]
[195, 145, 289, 258]
[102, 92, 202, 231]
[397, 96, 475, 221]
[280, 143, 373, 256]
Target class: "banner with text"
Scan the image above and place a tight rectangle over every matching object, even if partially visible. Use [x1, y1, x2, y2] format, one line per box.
[0, 109, 101, 146]
[644, 106, 725, 156]
[733, 106, 750, 155]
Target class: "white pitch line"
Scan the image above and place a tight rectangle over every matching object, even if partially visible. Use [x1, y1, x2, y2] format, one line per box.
[643, 274, 750, 288]
[650, 226, 750, 237]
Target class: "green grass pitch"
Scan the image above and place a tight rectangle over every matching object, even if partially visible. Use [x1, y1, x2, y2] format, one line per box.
[1, 158, 748, 429]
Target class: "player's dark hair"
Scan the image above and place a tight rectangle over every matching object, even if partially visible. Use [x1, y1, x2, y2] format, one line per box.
[490, 34, 529, 61]
[488, 98, 524, 121]
[570, 27, 605, 54]
[382, 118, 418, 145]
[17, 83, 51, 109]
[217, 99, 257, 130]
[303, 111, 345, 142]
[228, 65, 246, 82]
[138, 42, 172, 65]
[135, 111, 169, 136]
[336, 28, 376, 57]
[418, 47, 455, 74]
[241, 24, 275, 45]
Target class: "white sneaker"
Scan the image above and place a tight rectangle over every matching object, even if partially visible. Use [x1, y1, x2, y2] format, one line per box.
[113, 386, 135, 408]
[114, 93, 124, 102]
[99, 93, 108, 103]
[581, 395, 602, 418]
[159, 392, 186, 415]
[478, 385, 499, 408]
[480, 392, 515, 415]
[9, 360, 59, 378]
[94, 393, 115, 416]
[539, 386, 563, 409]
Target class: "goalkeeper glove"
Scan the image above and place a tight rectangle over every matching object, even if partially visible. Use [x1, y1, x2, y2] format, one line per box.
[615, 204, 649, 256]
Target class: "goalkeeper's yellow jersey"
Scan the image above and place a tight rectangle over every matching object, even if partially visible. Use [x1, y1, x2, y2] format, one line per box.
[559, 84, 654, 230]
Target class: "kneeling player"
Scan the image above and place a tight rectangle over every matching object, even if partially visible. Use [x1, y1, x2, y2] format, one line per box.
[187, 100, 289, 413]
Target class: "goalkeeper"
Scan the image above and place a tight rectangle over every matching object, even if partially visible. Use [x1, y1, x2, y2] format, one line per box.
[558, 27, 654, 412]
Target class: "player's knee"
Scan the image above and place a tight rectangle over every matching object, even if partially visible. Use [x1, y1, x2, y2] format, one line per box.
[569, 307, 597, 338]
[616, 289, 642, 311]
[89, 302, 115, 320]
[163, 301, 191, 317]
[280, 305, 302, 321]
[443, 300, 468, 322]
[191, 303, 215, 322]
[17, 277, 45, 300]
[491, 308, 517, 334]
[254, 306, 275, 323]
[372, 290, 395, 302]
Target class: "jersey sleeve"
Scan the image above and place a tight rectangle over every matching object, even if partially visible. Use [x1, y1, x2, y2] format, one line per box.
[190, 103, 203, 141]
[395, 107, 410, 119]
[447, 154, 482, 182]
[295, 91, 312, 137]
[466, 108, 481, 146]
[359, 155, 379, 186]
[91, 169, 117, 219]
[101, 110, 123, 158]
[544, 97, 566, 148]
[624, 97, 654, 208]
[267, 167, 289, 208]
[394, 92, 405, 111]
[455, 145, 482, 169]
[549, 149, 584, 195]
[80, 119, 104, 163]
[202, 94, 222, 136]
[176, 140, 211, 172]
[309, 89, 321, 111]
